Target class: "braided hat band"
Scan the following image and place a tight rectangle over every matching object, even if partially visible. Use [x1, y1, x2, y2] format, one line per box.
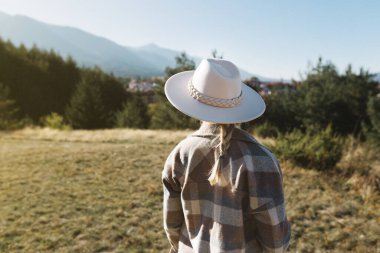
[188, 79, 243, 108]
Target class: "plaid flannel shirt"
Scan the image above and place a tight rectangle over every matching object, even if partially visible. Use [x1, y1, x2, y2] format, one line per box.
[162, 124, 291, 253]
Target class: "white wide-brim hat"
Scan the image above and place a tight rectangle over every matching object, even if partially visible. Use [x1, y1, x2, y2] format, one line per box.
[165, 58, 266, 124]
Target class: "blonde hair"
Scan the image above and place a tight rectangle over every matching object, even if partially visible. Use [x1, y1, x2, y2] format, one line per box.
[208, 124, 234, 186]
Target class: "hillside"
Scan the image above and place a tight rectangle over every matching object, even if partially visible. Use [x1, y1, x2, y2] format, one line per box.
[0, 11, 258, 79]
[0, 128, 378, 252]
[0, 10, 172, 77]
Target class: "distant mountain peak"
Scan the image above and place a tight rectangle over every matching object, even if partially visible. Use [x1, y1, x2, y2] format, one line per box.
[0, 10, 282, 80]
[139, 43, 160, 49]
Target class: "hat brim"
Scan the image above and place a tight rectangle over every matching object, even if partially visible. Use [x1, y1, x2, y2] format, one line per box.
[165, 71, 266, 124]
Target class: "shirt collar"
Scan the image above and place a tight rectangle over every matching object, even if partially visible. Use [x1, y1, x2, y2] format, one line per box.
[189, 123, 258, 144]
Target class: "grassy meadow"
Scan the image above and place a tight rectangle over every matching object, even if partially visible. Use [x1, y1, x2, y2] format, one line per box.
[0, 128, 379, 253]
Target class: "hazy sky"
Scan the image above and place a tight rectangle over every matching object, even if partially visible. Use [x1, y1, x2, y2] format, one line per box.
[0, 0, 379, 79]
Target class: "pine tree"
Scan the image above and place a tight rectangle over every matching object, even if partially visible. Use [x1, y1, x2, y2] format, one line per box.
[65, 67, 128, 129]
[0, 83, 19, 130]
[114, 93, 150, 129]
[0, 39, 82, 122]
[65, 70, 108, 129]
[150, 52, 200, 129]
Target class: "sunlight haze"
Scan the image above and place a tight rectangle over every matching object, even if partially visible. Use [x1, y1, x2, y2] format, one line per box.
[0, 0, 379, 79]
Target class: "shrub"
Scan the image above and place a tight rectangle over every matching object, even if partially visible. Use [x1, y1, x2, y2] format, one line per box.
[261, 93, 300, 133]
[41, 112, 71, 130]
[254, 121, 279, 138]
[366, 96, 380, 146]
[273, 126, 343, 170]
[261, 59, 378, 136]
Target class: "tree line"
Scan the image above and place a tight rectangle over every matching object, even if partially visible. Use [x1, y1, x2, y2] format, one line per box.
[0, 38, 379, 146]
[0, 38, 129, 129]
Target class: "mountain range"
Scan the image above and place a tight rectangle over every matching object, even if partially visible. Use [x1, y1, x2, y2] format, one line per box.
[0, 10, 263, 80]
[1, 11, 378, 83]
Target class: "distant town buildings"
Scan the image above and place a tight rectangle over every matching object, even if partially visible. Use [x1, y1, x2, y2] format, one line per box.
[128, 77, 302, 96]
[244, 78, 298, 96]
[128, 80, 159, 92]
[258, 82, 298, 96]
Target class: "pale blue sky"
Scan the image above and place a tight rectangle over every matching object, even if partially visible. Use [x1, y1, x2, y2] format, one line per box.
[0, 0, 379, 79]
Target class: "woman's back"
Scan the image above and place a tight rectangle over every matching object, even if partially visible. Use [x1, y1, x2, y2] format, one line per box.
[163, 124, 291, 252]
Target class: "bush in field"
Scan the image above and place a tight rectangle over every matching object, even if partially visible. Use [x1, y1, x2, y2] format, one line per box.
[366, 96, 380, 146]
[254, 121, 279, 138]
[273, 126, 343, 170]
[260, 59, 378, 136]
[261, 93, 301, 133]
[297, 62, 377, 135]
[40, 112, 71, 130]
[115, 94, 150, 129]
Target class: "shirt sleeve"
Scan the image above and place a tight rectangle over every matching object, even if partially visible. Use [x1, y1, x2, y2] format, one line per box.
[251, 196, 291, 252]
[162, 149, 184, 253]
[249, 152, 291, 252]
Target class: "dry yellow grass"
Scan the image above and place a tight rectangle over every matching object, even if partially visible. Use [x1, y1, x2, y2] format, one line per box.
[338, 137, 380, 203]
[0, 128, 379, 252]
[0, 127, 191, 144]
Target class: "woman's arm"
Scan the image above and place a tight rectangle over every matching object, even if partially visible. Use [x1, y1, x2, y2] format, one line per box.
[248, 147, 291, 252]
[162, 176, 183, 252]
[251, 196, 291, 252]
[162, 150, 184, 253]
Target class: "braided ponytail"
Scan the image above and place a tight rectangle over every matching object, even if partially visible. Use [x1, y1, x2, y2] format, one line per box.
[208, 124, 234, 186]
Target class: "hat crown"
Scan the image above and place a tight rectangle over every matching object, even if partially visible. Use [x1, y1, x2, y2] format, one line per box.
[192, 59, 241, 99]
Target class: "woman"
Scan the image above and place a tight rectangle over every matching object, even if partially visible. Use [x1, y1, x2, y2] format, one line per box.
[162, 59, 291, 252]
